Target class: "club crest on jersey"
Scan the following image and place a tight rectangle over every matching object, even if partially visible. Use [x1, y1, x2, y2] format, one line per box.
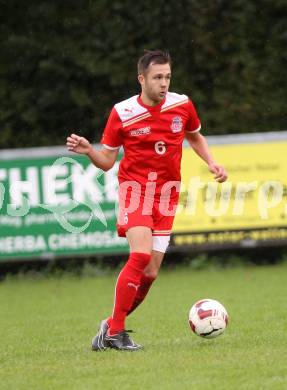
[171, 116, 183, 133]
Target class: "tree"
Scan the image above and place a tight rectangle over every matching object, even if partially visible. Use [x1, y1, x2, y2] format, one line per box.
[0, 0, 286, 148]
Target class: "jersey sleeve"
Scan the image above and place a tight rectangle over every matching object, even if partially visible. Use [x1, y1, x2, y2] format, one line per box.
[100, 107, 123, 149]
[185, 100, 201, 133]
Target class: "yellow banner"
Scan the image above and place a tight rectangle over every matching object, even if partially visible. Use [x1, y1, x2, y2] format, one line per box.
[174, 141, 287, 232]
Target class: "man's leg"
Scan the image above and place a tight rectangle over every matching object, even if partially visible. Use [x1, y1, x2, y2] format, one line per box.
[92, 235, 168, 351]
[128, 193, 179, 315]
[92, 226, 153, 351]
[127, 249, 165, 315]
[107, 226, 152, 335]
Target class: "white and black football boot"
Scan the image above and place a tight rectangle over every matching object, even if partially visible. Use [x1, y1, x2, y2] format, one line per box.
[105, 330, 142, 351]
[91, 319, 110, 351]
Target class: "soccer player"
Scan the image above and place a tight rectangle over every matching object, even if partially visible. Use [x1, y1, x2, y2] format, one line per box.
[66, 50, 227, 351]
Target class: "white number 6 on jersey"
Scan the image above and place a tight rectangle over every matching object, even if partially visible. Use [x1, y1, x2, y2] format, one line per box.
[155, 141, 166, 155]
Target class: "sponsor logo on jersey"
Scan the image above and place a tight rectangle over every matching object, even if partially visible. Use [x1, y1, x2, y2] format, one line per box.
[129, 126, 151, 137]
[171, 116, 183, 133]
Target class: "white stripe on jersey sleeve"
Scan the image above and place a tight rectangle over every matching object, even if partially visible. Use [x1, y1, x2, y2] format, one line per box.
[102, 144, 121, 150]
[185, 124, 201, 133]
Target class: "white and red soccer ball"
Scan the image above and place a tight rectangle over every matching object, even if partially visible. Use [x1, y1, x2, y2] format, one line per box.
[189, 299, 229, 339]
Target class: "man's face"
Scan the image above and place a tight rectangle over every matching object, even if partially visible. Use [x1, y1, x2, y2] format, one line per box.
[138, 62, 171, 104]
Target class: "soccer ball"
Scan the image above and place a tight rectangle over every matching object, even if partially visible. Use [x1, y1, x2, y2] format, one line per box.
[188, 299, 229, 339]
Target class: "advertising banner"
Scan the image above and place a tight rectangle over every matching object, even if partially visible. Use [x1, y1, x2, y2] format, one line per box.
[1, 132, 287, 260]
[0, 151, 128, 260]
[172, 139, 287, 249]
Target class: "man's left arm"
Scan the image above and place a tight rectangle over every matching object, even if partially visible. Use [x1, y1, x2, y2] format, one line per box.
[185, 131, 228, 183]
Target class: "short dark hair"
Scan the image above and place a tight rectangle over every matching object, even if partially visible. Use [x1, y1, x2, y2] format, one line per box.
[137, 50, 171, 75]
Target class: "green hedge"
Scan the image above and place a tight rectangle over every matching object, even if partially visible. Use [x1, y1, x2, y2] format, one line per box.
[1, 0, 286, 148]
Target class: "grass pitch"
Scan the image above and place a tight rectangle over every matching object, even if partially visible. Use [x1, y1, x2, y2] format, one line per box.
[0, 263, 286, 390]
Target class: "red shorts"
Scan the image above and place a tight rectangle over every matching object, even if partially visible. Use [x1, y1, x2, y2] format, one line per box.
[116, 187, 179, 238]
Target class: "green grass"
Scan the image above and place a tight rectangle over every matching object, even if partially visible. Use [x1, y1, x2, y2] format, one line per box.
[0, 263, 287, 390]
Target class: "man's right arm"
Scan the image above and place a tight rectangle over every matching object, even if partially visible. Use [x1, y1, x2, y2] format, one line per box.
[66, 133, 119, 171]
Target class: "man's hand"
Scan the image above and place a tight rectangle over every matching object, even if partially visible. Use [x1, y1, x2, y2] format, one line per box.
[66, 133, 92, 155]
[208, 161, 228, 183]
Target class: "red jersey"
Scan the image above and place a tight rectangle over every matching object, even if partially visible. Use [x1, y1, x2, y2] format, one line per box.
[101, 92, 201, 199]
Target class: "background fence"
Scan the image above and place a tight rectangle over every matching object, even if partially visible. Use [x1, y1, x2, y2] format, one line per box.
[1, 131, 286, 261]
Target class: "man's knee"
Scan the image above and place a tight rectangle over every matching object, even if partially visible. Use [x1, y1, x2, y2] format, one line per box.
[143, 268, 158, 280]
[143, 260, 162, 279]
